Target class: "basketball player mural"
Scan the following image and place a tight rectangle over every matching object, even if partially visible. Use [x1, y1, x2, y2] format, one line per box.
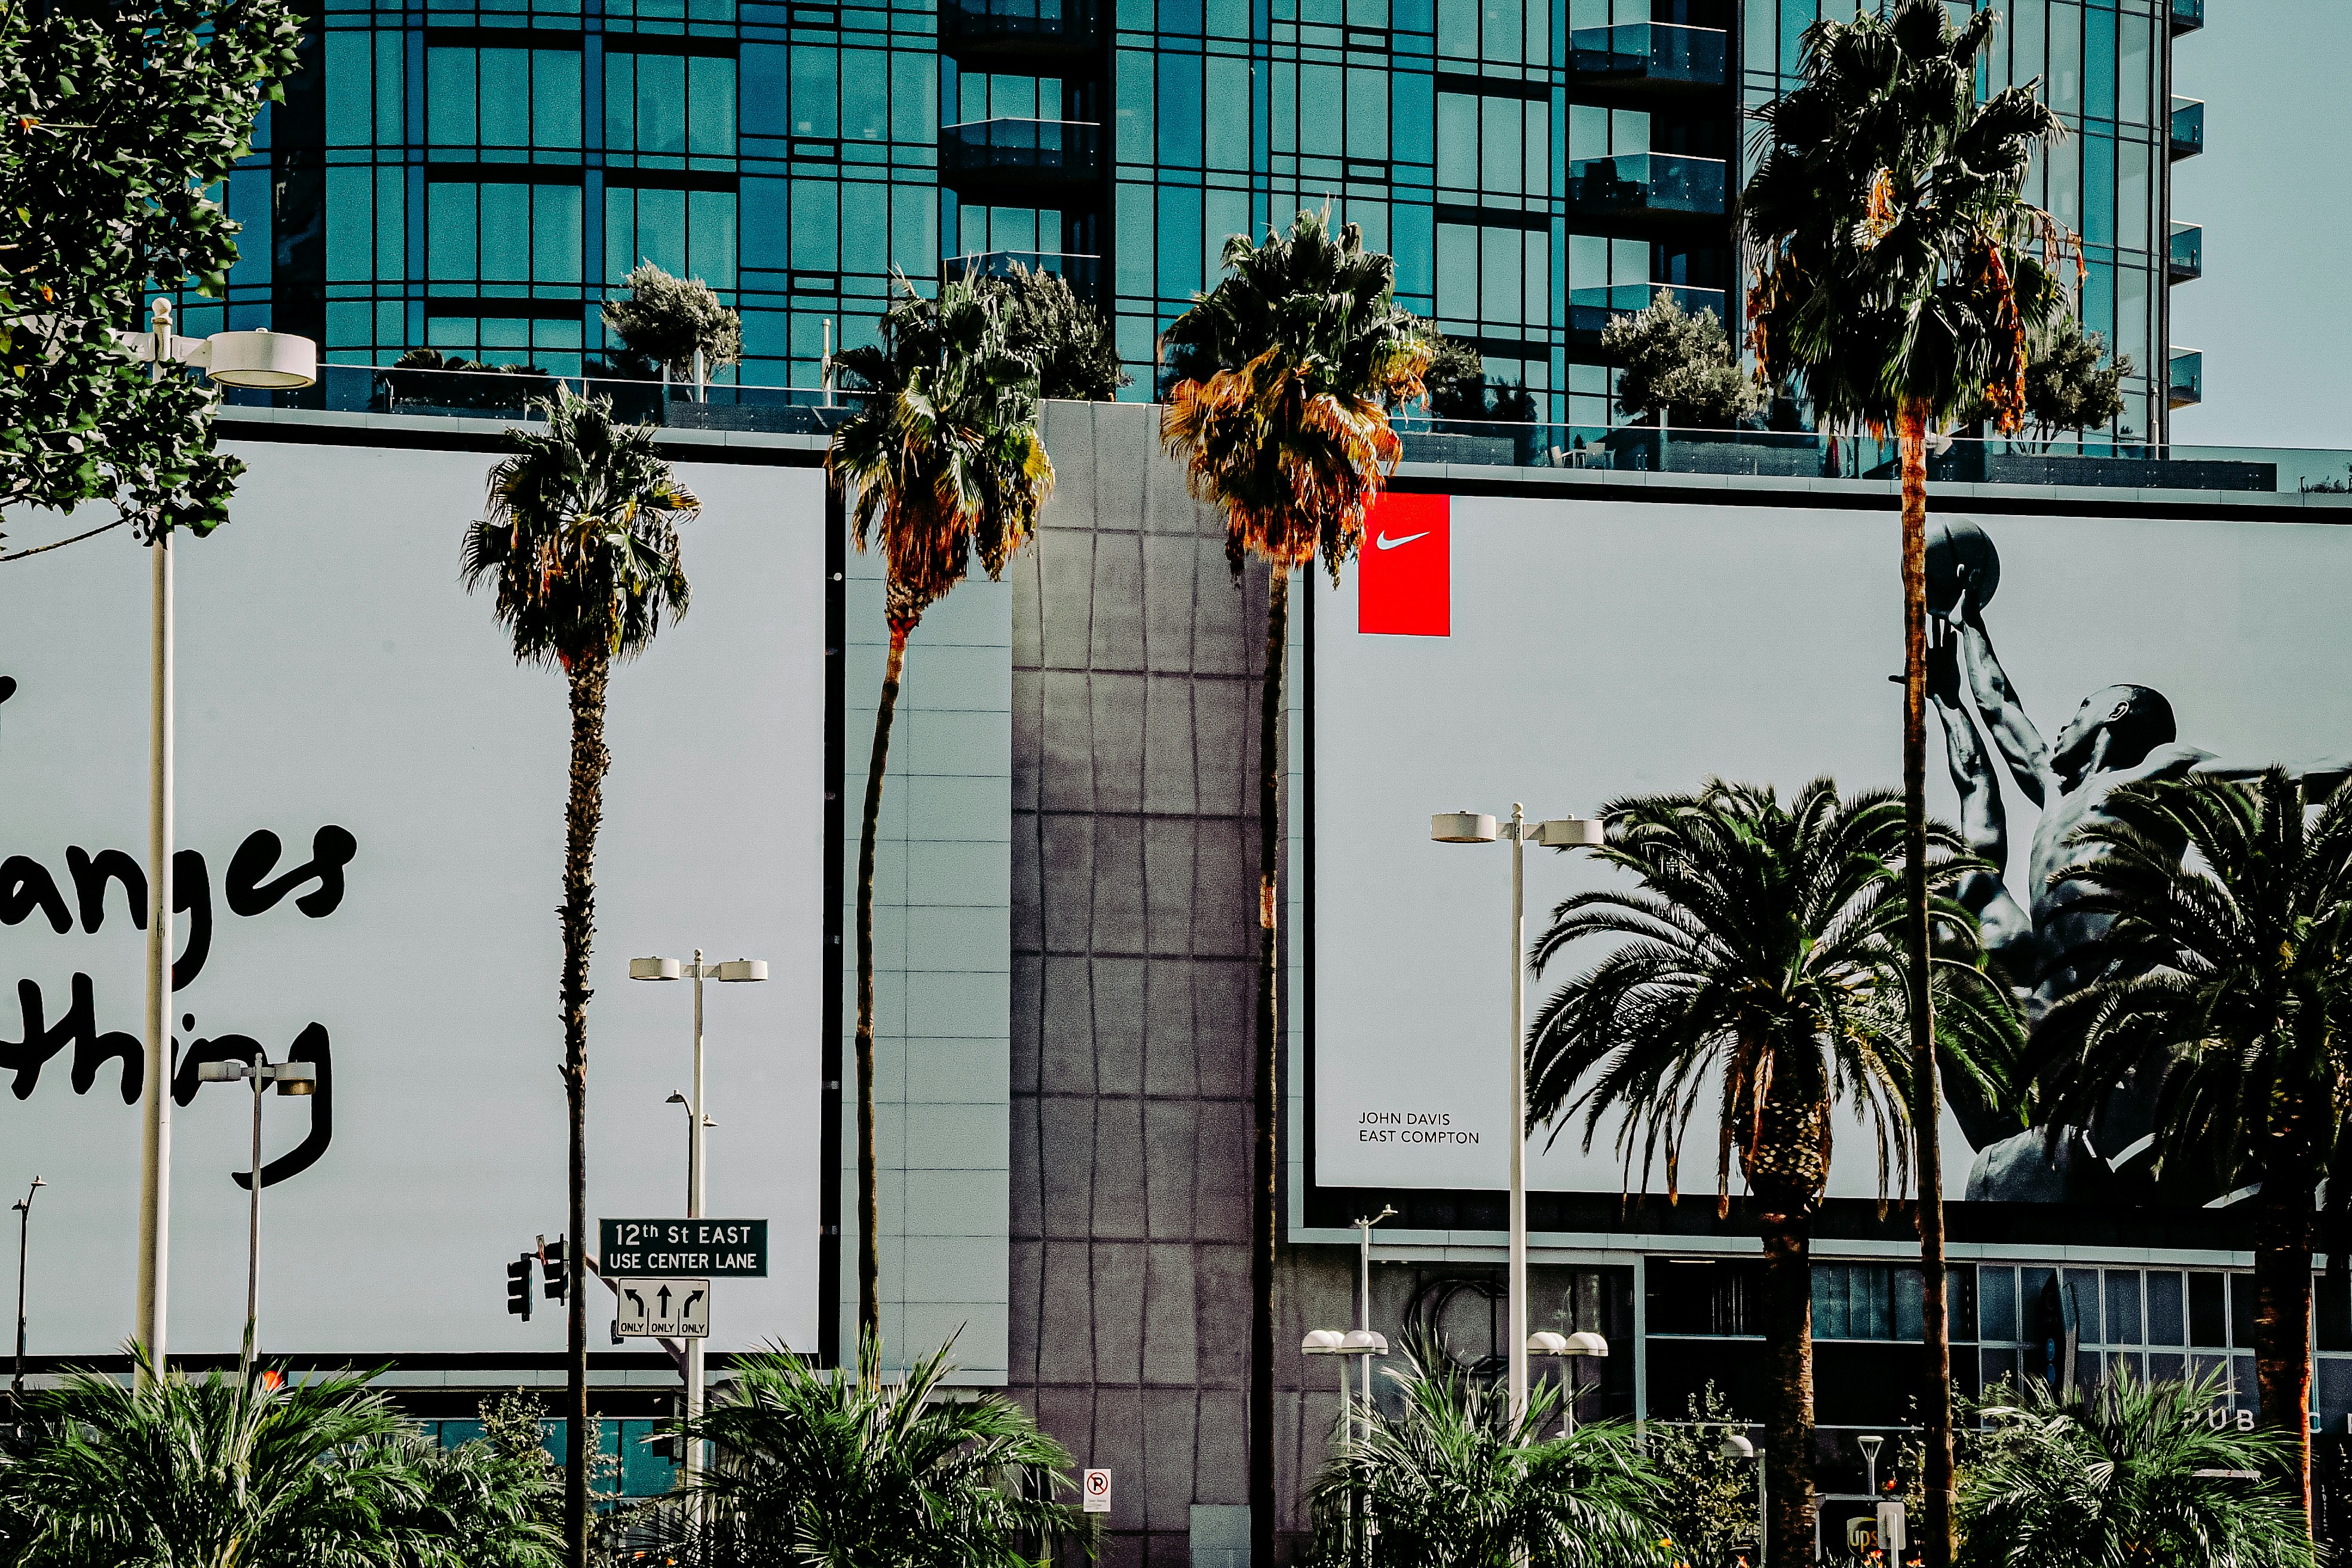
[1925, 517, 2348, 1203]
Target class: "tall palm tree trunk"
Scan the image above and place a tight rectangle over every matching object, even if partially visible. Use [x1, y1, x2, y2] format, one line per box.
[1756, 1186, 1816, 1568]
[855, 629, 908, 1341]
[2254, 1180, 2316, 1527]
[561, 647, 611, 1568]
[1250, 567, 1287, 1568]
[1897, 399, 1955, 1568]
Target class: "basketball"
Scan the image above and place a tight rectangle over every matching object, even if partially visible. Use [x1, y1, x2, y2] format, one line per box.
[1925, 516, 2000, 617]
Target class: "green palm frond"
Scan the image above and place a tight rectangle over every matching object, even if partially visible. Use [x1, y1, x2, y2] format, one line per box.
[1741, 0, 2075, 433]
[826, 273, 1052, 638]
[1304, 1342, 1675, 1568]
[1527, 777, 2020, 1212]
[664, 1329, 1085, 1568]
[460, 385, 697, 667]
[1957, 1368, 2316, 1568]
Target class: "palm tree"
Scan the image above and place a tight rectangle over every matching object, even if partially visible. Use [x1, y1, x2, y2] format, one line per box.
[463, 386, 697, 1568]
[1523, 779, 2017, 1567]
[2033, 770, 2352, 1529]
[665, 1331, 1082, 1568]
[1741, 8, 2073, 1554]
[828, 275, 1053, 1343]
[0, 1348, 559, 1567]
[1157, 209, 1431, 1566]
[1958, 1367, 2316, 1568]
[1304, 1342, 1675, 1568]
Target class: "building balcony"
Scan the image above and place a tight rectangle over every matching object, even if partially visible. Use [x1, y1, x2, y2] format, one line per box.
[938, 119, 1104, 197]
[1567, 22, 1727, 91]
[1566, 283, 1728, 346]
[2170, 96, 2204, 158]
[938, 0, 1102, 63]
[943, 249, 1103, 304]
[1567, 153, 1727, 227]
[2169, 223, 2202, 283]
[2170, 0, 2203, 33]
[2170, 348, 2202, 409]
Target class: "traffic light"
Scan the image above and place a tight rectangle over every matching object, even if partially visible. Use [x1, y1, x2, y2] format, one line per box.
[541, 1236, 567, 1302]
[506, 1253, 534, 1321]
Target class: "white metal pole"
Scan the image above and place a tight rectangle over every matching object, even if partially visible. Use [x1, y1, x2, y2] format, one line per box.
[1508, 804, 1529, 1422]
[134, 296, 176, 1386]
[687, 951, 706, 1509]
[241, 1060, 262, 1386]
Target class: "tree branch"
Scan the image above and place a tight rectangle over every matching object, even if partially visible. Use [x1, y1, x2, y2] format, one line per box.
[0, 514, 127, 561]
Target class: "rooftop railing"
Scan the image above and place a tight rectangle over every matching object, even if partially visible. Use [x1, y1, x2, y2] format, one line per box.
[218, 366, 2352, 501]
[1567, 22, 1727, 89]
[2170, 348, 2203, 409]
[1567, 152, 1727, 220]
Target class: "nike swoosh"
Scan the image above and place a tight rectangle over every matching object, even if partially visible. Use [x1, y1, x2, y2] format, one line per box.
[1374, 530, 1430, 550]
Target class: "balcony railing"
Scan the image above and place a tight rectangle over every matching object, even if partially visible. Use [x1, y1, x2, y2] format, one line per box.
[943, 249, 1103, 303]
[2170, 96, 2204, 158]
[2170, 0, 2203, 33]
[1567, 152, 1727, 220]
[2170, 348, 2203, 409]
[939, 118, 1104, 190]
[1567, 22, 1727, 89]
[1566, 283, 1728, 345]
[2169, 223, 2202, 283]
[939, 0, 1102, 58]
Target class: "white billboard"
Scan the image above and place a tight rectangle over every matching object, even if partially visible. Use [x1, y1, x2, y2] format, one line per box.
[1310, 492, 2352, 1206]
[0, 437, 828, 1356]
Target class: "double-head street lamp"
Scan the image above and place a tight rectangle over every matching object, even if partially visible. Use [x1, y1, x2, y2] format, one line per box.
[630, 951, 766, 1497]
[127, 299, 317, 1381]
[1429, 806, 1604, 1420]
[1525, 1328, 1607, 1433]
[195, 1053, 317, 1385]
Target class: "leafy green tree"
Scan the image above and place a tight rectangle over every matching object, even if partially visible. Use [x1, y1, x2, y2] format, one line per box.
[0, 0, 299, 552]
[1741, 8, 2072, 1553]
[463, 389, 698, 1568]
[1524, 778, 2018, 1568]
[1304, 1341, 1674, 1568]
[1401, 316, 1486, 418]
[662, 1332, 1082, 1568]
[1957, 1368, 2316, 1568]
[1641, 1385, 1759, 1568]
[2034, 769, 2352, 1527]
[2020, 314, 2132, 440]
[602, 261, 745, 386]
[0, 1349, 556, 1568]
[1157, 210, 1430, 1567]
[1599, 291, 1763, 430]
[975, 262, 1129, 400]
[828, 275, 1053, 1342]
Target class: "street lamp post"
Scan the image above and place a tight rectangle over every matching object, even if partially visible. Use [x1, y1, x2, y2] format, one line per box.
[123, 299, 317, 1383]
[1720, 1431, 1765, 1564]
[195, 1054, 317, 1385]
[630, 950, 767, 1502]
[11, 1176, 44, 1423]
[1430, 806, 1603, 1419]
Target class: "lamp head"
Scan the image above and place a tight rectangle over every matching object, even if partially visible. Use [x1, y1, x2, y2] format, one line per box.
[1563, 1330, 1609, 1358]
[1536, 817, 1606, 849]
[631, 957, 683, 982]
[1340, 1329, 1388, 1355]
[197, 1059, 250, 1082]
[1719, 1432, 1756, 1461]
[1857, 1434, 1883, 1461]
[1432, 811, 1499, 844]
[667, 1091, 690, 1106]
[1301, 1329, 1346, 1355]
[1526, 1331, 1571, 1357]
[272, 1060, 318, 1096]
[204, 329, 317, 390]
[716, 959, 768, 982]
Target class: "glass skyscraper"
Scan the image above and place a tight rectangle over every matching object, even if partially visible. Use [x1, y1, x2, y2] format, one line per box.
[194, 0, 2198, 439]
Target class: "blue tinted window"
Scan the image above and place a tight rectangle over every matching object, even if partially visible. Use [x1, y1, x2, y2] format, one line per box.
[1157, 54, 1202, 167]
[428, 47, 476, 144]
[1204, 57, 1249, 170]
[2082, 131, 2114, 246]
[1156, 183, 1202, 298]
[536, 50, 582, 147]
[2084, 2, 2116, 122]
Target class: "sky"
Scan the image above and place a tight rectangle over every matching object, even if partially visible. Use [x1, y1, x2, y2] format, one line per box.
[2166, 0, 2352, 448]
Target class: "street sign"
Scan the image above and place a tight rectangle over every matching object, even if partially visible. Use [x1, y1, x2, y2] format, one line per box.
[600, 1218, 768, 1278]
[1081, 1469, 1111, 1514]
[613, 1278, 710, 1339]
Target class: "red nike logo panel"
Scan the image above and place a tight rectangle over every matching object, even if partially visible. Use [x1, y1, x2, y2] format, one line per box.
[1358, 493, 1450, 636]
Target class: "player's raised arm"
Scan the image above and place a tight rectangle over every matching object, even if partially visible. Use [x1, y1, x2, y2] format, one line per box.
[1953, 577, 2052, 807]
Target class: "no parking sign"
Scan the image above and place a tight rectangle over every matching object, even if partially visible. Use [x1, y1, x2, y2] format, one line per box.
[1082, 1469, 1111, 1514]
